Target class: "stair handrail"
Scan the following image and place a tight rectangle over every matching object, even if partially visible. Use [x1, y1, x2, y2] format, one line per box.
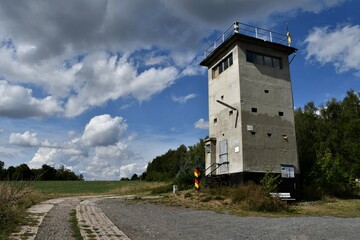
[205, 162, 229, 177]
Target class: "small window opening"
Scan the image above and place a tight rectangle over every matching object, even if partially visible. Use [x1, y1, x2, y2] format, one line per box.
[229, 110, 233, 116]
[246, 50, 282, 69]
[212, 53, 233, 78]
[251, 131, 256, 135]
[278, 111, 284, 116]
[221, 95, 224, 100]
[251, 107, 258, 113]
[267, 133, 272, 137]
[264, 89, 269, 93]
[214, 118, 217, 124]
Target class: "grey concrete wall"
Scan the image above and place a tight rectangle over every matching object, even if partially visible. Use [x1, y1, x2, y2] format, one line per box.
[207, 44, 244, 175]
[205, 138, 217, 175]
[238, 42, 299, 174]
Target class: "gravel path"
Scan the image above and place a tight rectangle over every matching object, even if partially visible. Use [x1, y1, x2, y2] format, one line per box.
[98, 198, 360, 240]
[35, 198, 80, 240]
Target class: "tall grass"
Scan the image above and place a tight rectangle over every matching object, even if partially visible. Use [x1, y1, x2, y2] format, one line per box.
[31, 180, 154, 197]
[230, 182, 288, 212]
[0, 181, 42, 238]
[204, 182, 288, 212]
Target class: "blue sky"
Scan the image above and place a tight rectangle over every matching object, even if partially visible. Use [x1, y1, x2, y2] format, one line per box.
[0, 0, 359, 180]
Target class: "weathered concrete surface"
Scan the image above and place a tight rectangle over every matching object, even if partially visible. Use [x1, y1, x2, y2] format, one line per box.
[9, 199, 65, 240]
[77, 197, 130, 240]
[10, 196, 130, 240]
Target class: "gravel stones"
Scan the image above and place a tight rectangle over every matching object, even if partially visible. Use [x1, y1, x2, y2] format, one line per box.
[98, 198, 360, 240]
[35, 198, 80, 240]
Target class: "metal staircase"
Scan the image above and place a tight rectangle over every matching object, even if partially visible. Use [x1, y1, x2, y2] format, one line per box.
[204, 162, 230, 186]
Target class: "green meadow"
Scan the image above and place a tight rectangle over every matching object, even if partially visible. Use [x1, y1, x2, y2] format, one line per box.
[31, 180, 138, 195]
[28, 180, 166, 197]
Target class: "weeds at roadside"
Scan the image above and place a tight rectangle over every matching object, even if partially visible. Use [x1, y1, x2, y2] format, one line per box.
[0, 181, 43, 239]
[230, 182, 288, 212]
[70, 209, 82, 240]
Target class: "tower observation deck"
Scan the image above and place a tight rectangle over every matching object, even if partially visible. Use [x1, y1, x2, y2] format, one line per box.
[203, 22, 292, 59]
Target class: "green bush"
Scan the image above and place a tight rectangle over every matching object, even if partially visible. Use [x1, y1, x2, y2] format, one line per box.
[260, 171, 281, 194]
[0, 182, 34, 238]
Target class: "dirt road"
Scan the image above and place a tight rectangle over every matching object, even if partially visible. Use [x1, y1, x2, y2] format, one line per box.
[10, 196, 360, 240]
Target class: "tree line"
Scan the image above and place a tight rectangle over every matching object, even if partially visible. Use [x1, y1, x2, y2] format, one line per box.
[0, 162, 83, 181]
[144, 140, 205, 189]
[295, 90, 360, 198]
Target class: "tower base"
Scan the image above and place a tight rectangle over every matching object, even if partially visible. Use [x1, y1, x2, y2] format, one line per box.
[206, 172, 300, 200]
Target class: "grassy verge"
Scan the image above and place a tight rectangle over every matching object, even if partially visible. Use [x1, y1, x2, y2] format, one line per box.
[0, 181, 45, 239]
[150, 186, 360, 218]
[70, 209, 82, 240]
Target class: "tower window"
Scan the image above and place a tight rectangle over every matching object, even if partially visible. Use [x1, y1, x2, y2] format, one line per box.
[264, 89, 269, 93]
[251, 107, 258, 113]
[278, 111, 284, 116]
[246, 50, 282, 69]
[214, 118, 218, 124]
[212, 53, 233, 78]
[251, 131, 256, 135]
[267, 133, 272, 137]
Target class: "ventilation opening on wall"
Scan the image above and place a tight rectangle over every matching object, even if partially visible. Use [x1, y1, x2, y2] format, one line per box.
[264, 89, 269, 93]
[214, 118, 217, 124]
[221, 95, 224, 100]
[251, 107, 258, 113]
[267, 133, 272, 137]
[229, 110, 233, 116]
[278, 111, 284, 116]
[251, 131, 256, 135]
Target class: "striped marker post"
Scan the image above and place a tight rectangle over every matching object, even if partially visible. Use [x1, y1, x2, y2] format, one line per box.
[194, 168, 200, 192]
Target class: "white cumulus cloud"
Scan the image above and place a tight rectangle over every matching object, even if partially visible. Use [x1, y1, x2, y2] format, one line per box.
[0, 81, 63, 118]
[9, 131, 58, 148]
[120, 163, 147, 179]
[304, 24, 360, 76]
[9, 131, 40, 147]
[172, 93, 197, 104]
[28, 114, 143, 180]
[194, 118, 209, 130]
[81, 114, 127, 147]
[64, 52, 179, 117]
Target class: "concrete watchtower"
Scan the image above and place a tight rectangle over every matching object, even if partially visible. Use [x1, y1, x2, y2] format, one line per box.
[200, 22, 299, 198]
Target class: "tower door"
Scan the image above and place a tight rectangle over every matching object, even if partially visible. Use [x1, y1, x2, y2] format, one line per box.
[219, 140, 228, 173]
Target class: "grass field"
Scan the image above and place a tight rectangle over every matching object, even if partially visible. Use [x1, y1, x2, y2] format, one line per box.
[28, 180, 168, 197]
[31, 181, 139, 195]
